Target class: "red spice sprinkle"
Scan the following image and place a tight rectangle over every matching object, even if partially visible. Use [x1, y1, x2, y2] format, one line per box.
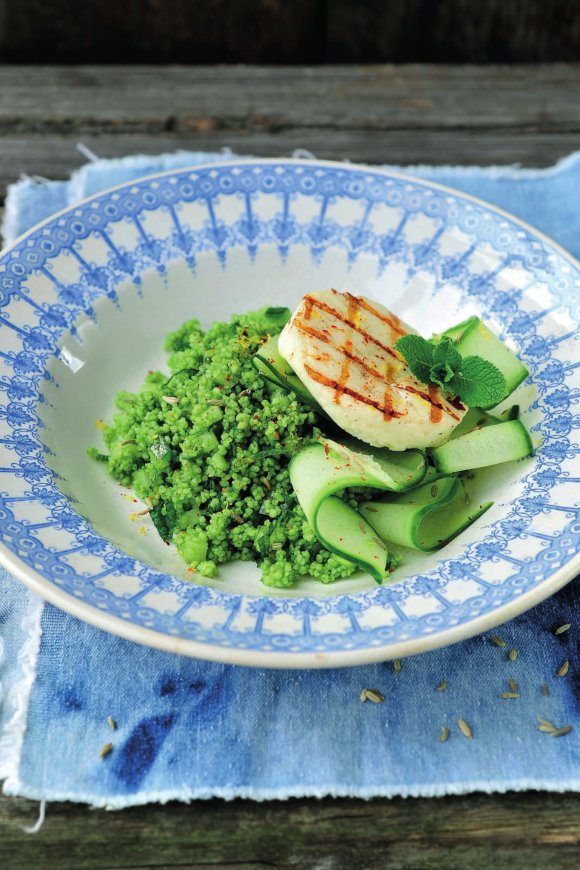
[324, 443, 330, 456]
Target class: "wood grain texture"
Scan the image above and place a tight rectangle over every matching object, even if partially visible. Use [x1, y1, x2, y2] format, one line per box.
[1, 792, 579, 869]
[1, 64, 579, 199]
[1, 0, 579, 63]
[327, 0, 580, 63]
[0, 0, 326, 64]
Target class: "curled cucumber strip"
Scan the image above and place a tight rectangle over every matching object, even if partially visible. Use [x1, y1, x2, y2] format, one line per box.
[360, 476, 493, 552]
[289, 439, 427, 582]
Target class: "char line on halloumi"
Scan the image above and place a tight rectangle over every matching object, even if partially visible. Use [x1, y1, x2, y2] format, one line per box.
[278, 289, 466, 450]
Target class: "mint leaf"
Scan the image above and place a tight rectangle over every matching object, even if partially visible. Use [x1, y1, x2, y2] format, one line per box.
[427, 337, 463, 388]
[430, 361, 456, 388]
[395, 334, 434, 383]
[432, 336, 462, 371]
[451, 356, 508, 408]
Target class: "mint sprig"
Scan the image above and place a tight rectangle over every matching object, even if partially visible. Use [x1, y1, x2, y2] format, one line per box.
[395, 334, 507, 408]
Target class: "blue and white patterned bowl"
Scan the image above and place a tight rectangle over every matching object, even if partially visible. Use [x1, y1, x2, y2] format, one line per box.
[0, 159, 578, 667]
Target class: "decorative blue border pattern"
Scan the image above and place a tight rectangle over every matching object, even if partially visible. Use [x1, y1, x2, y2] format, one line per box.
[0, 161, 578, 655]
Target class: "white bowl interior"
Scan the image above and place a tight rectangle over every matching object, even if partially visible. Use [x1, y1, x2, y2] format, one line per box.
[38, 242, 540, 598]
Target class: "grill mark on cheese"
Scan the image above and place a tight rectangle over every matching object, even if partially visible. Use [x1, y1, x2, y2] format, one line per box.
[303, 363, 403, 419]
[428, 385, 443, 423]
[344, 292, 407, 337]
[399, 384, 461, 422]
[335, 338, 353, 404]
[304, 295, 398, 359]
[296, 320, 389, 383]
[333, 294, 359, 404]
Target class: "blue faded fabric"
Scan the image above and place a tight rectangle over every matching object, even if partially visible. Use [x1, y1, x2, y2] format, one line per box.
[0, 149, 578, 807]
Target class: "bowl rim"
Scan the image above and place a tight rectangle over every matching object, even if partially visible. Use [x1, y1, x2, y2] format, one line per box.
[1, 156, 578, 668]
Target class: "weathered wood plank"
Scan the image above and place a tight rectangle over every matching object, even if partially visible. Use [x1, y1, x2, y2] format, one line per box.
[0, 792, 579, 869]
[1, 64, 579, 128]
[327, 0, 580, 64]
[1, 65, 579, 200]
[2, 1, 580, 64]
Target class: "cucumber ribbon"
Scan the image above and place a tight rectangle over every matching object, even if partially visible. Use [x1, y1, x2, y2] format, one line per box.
[255, 325, 533, 581]
[289, 439, 427, 582]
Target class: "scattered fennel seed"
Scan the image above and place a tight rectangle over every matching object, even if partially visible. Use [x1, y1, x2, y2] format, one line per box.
[557, 660, 570, 677]
[431, 485, 438, 497]
[508, 648, 518, 662]
[541, 683, 550, 696]
[458, 719, 473, 739]
[365, 506, 378, 513]
[491, 635, 506, 648]
[393, 659, 402, 673]
[133, 507, 150, 517]
[207, 399, 225, 406]
[436, 680, 448, 692]
[360, 688, 385, 704]
[230, 511, 244, 525]
[162, 395, 179, 405]
[107, 716, 117, 731]
[439, 726, 450, 743]
[99, 742, 113, 759]
[551, 726, 573, 737]
[555, 623, 571, 635]
[239, 389, 252, 398]
[508, 678, 518, 692]
[271, 542, 283, 551]
[499, 692, 521, 699]
[262, 477, 272, 491]
[537, 716, 573, 737]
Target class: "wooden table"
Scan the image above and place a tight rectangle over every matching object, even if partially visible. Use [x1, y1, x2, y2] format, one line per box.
[0, 64, 579, 869]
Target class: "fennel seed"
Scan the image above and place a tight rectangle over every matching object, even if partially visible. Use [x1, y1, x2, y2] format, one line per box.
[439, 726, 450, 743]
[491, 635, 506, 648]
[393, 659, 402, 673]
[555, 623, 571, 635]
[551, 725, 573, 737]
[360, 688, 385, 704]
[107, 716, 117, 731]
[262, 477, 272, 491]
[541, 683, 550, 696]
[436, 680, 448, 692]
[499, 692, 521, 699]
[508, 678, 518, 692]
[99, 742, 113, 759]
[508, 648, 518, 662]
[557, 660, 570, 677]
[162, 395, 179, 405]
[458, 719, 473, 739]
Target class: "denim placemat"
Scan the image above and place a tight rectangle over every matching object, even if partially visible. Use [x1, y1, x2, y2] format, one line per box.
[0, 149, 578, 808]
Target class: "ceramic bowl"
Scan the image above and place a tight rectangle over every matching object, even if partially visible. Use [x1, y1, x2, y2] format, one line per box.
[0, 159, 578, 666]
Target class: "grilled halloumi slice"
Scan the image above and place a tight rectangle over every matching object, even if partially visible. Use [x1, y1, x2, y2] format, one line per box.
[278, 289, 466, 450]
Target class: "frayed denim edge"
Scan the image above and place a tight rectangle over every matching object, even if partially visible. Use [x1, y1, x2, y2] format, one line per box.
[0, 592, 44, 786]
[3, 777, 579, 810]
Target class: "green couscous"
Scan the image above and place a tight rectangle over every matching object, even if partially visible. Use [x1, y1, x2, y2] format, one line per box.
[89, 307, 357, 587]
